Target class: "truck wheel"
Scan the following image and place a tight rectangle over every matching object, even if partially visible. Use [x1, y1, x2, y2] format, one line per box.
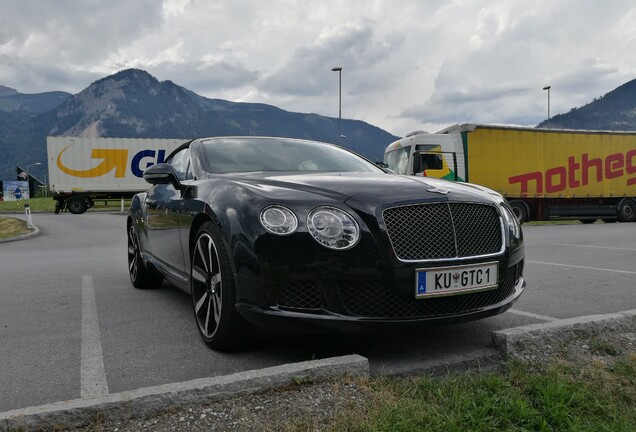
[618, 198, 636, 222]
[127, 224, 163, 289]
[67, 197, 88, 214]
[509, 201, 528, 223]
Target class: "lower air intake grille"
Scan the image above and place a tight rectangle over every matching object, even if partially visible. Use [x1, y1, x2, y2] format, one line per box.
[339, 264, 518, 319]
[277, 281, 323, 311]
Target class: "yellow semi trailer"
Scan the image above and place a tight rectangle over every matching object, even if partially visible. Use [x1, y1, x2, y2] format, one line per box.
[384, 124, 636, 223]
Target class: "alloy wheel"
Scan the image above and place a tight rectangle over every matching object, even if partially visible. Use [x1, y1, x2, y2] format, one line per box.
[127, 225, 139, 281]
[191, 233, 223, 338]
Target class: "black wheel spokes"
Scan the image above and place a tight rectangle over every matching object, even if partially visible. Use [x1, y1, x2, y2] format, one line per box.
[128, 226, 138, 280]
[192, 233, 223, 338]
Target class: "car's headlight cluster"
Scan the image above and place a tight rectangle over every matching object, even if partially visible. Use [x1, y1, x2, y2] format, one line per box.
[500, 204, 521, 240]
[307, 206, 360, 250]
[260, 205, 360, 250]
[260, 206, 298, 235]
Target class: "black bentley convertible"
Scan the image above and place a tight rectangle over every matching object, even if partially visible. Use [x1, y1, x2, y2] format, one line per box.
[127, 136, 525, 350]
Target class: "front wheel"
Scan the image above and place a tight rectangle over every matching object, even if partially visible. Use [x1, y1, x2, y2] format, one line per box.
[190, 221, 246, 351]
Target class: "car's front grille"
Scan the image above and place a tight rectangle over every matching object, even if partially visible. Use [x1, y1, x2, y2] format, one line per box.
[277, 281, 323, 311]
[383, 202, 503, 261]
[339, 263, 518, 319]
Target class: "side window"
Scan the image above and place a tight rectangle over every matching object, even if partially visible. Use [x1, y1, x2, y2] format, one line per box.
[168, 148, 193, 181]
[421, 153, 443, 171]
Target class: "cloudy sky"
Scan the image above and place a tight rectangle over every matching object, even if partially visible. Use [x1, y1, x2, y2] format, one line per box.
[1, 0, 635, 137]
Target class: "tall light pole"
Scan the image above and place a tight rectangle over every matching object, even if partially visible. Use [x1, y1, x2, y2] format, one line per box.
[542, 85, 551, 129]
[26, 162, 41, 198]
[331, 66, 343, 144]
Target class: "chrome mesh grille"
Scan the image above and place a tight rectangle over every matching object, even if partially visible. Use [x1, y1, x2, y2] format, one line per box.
[383, 203, 503, 261]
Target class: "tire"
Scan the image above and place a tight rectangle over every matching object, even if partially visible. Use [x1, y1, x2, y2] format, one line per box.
[509, 201, 528, 223]
[190, 221, 246, 351]
[127, 223, 163, 289]
[618, 198, 636, 222]
[67, 197, 88, 214]
[579, 219, 597, 224]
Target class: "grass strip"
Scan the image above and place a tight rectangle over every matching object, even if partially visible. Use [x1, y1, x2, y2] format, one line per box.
[0, 216, 32, 239]
[0, 197, 129, 213]
[317, 350, 636, 431]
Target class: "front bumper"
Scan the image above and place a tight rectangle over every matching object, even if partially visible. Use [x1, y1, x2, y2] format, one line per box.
[235, 262, 526, 333]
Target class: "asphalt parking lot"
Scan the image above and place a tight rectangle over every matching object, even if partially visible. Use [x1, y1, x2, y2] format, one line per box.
[1, 212, 635, 415]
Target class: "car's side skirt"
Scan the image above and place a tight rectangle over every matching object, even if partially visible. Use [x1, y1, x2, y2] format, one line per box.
[141, 251, 190, 292]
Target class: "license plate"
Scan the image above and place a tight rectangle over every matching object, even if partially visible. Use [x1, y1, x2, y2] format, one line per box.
[415, 262, 498, 298]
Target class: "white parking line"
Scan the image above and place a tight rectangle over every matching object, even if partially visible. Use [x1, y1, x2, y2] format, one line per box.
[528, 260, 636, 275]
[508, 308, 558, 322]
[548, 243, 636, 252]
[81, 275, 109, 398]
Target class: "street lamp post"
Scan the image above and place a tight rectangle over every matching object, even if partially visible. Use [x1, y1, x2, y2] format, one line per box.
[542, 85, 551, 129]
[331, 66, 343, 144]
[26, 162, 41, 198]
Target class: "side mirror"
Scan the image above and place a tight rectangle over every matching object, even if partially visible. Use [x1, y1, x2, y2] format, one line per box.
[143, 163, 183, 189]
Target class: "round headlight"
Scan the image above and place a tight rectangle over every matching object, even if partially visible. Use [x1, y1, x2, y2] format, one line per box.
[307, 206, 360, 250]
[260, 206, 298, 235]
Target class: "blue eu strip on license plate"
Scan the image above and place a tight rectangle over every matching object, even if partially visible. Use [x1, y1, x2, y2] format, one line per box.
[416, 262, 498, 298]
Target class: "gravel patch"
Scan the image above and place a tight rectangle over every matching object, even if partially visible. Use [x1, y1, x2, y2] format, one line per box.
[505, 331, 636, 371]
[67, 380, 371, 432]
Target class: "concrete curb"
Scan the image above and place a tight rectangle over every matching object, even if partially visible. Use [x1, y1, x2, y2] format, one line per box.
[492, 309, 636, 356]
[0, 354, 368, 432]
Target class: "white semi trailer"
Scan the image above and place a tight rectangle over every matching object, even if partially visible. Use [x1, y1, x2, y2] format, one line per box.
[47, 137, 188, 213]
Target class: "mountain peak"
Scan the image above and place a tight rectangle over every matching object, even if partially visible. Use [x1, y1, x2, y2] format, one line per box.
[94, 68, 160, 88]
[46, 68, 201, 137]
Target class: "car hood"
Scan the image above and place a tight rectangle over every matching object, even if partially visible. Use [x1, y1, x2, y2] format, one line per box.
[222, 172, 501, 207]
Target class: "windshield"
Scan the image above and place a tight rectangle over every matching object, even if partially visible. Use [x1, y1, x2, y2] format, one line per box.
[200, 137, 384, 174]
[383, 145, 411, 175]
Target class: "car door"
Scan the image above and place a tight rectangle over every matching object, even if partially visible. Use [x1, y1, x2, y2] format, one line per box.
[145, 148, 193, 281]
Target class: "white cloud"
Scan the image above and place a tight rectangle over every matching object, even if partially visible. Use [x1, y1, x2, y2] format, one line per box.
[0, 0, 635, 136]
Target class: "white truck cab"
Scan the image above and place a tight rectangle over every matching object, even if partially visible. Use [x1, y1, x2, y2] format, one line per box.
[383, 130, 466, 181]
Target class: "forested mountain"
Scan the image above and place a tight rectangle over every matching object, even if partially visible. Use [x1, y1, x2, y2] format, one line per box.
[0, 69, 398, 181]
[537, 79, 636, 130]
[0, 85, 71, 113]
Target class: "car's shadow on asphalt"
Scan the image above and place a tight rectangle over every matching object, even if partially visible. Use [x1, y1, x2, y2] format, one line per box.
[157, 281, 507, 376]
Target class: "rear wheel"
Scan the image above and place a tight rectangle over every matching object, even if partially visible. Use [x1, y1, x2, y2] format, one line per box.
[67, 197, 88, 214]
[509, 201, 528, 223]
[127, 224, 163, 289]
[191, 221, 246, 351]
[618, 198, 636, 222]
